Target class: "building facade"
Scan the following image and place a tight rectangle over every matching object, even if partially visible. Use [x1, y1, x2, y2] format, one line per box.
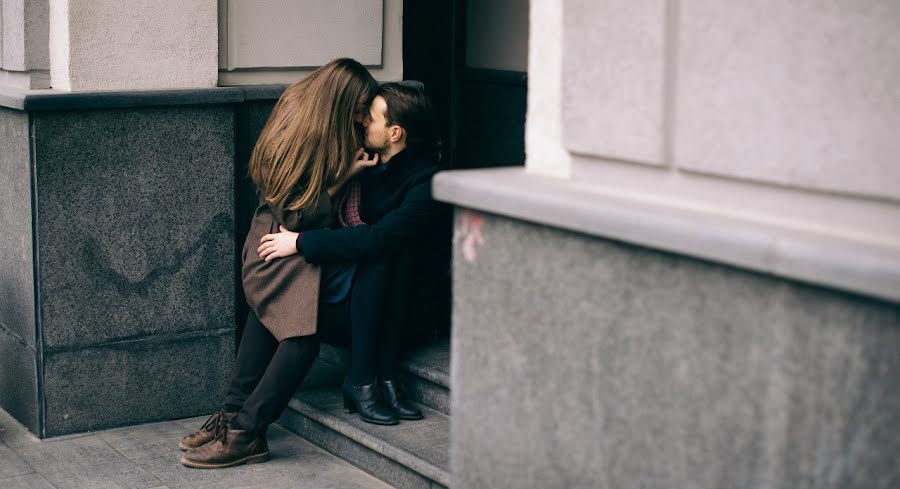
[1, 0, 898, 487]
[437, 1, 900, 487]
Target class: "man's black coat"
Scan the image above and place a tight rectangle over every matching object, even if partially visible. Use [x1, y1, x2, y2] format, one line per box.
[301, 148, 447, 264]
[301, 148, 451, 338]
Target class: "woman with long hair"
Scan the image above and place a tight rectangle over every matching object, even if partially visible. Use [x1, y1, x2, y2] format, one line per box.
[178, 58, 380, 469]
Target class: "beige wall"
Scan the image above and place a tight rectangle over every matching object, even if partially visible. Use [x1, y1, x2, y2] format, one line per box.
[218, 0, 402, 85]
[50, 0, 218, 91]
[528, 0, 900, 252]
[7, 0, 400, 91]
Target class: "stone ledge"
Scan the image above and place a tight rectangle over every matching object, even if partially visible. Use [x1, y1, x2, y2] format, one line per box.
[0, 86, 248, 111]
[0, 80, 420, 111]
[432, 168, 900, 304]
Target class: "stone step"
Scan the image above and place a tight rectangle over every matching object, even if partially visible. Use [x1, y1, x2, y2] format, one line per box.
[279, 381, 450, 489]
[317, 338, 451, 415]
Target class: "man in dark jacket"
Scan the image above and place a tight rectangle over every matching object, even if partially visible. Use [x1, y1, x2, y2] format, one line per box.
[259, 82, 447, 423]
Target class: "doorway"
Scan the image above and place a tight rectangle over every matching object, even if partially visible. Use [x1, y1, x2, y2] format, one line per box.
[403, 0, 529, 170]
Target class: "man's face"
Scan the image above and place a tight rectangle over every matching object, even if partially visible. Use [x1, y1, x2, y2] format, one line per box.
[363, 95, 391, 154]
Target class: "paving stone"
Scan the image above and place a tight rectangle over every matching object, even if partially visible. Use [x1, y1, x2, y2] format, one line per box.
[14, 434, 164, 488]
[0, 440, 34, 478]
[0, 473, 57, 489]
[2, 408, 393, 489]
[99, 420, 391, 489]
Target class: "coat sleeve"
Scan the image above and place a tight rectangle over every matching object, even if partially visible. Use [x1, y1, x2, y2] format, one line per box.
[272, 188, 333, 232]
[300, 181, 444, 264]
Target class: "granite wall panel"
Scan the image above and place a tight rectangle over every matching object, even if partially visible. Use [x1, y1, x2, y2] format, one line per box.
[0, 328, 38, 434]
[0, 107, 39, 434]
[32, 106, 235, 349]
[42, 331, 233, 436]
[2, 100, 240, 437]
[0, 107, 35, 347]
[450, 210, 900, 489]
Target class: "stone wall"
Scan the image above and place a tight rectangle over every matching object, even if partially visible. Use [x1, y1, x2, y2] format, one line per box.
[449, 209, 900, 489]
[0, 107, 39, 433]
[0, 101, 239, 437]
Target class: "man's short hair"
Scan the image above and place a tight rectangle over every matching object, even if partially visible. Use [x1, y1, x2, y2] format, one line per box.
[377, 82, 434, 153]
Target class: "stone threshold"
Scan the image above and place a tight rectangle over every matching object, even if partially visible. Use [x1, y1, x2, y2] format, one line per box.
[433, 167, 900, 304]
[0, 84, 291, 111]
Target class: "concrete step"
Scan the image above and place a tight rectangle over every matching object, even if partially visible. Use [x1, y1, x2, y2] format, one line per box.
[279, 380, 450, 489]
[317, 338, 451, 415]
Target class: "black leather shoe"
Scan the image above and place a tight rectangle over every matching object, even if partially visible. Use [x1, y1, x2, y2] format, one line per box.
[342, 379, 398, 425]
[379, 379, 423, 420]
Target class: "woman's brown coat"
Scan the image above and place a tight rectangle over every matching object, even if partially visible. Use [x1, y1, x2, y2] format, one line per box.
[241, 190, 333, 341]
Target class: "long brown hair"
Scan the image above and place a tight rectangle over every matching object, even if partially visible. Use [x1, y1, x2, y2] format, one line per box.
[249, 58, 378, 211]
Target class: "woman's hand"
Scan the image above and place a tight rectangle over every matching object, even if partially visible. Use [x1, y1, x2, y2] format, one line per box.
[328, 148, 379, 197]
[258, 225, 299, 262]
[350, 147, 379, 177]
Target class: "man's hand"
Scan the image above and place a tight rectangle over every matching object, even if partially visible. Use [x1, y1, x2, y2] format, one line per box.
[258, 225, 300, 262]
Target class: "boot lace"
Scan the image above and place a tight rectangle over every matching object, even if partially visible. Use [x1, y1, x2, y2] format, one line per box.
[201, 411, 231, 443]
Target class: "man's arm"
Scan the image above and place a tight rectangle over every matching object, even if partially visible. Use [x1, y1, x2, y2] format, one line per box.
[300, 181, 444, 264]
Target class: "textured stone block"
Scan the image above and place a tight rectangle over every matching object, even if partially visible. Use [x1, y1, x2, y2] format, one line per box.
[450, 210, 900, 489]
[42, 331, 233, 436]
[0, 107, 35, 348]
[674, 0, 900, 200]
[562, 0, 666, 164]
[33, 106, 235, 350]
[0, 327, 38, 435]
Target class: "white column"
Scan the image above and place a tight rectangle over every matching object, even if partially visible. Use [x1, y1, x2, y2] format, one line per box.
[1, 0, 49, 89]
[49, 0, 217, 91]
[524, 0, 572, 179]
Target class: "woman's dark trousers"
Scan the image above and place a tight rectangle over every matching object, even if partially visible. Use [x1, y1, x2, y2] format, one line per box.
[221, 302, 349, 435]
[222, 255, 410, 436]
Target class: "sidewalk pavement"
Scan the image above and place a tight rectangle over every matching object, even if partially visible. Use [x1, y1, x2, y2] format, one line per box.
[0, 409, 392, 489]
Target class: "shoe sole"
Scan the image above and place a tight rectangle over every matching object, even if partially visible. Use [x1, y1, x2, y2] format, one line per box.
[358, 415, 399, 426]
[180, 451, 270, 469]
[178, 441, 197, 451]
[343, 408, 400, 426]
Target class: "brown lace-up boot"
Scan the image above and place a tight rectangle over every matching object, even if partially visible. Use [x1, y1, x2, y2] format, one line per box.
[178, 411, 236, 451]
[180, 424, 270, 469]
